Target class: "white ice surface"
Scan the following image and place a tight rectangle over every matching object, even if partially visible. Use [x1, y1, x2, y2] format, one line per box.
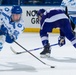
[0, 33, 76, 75]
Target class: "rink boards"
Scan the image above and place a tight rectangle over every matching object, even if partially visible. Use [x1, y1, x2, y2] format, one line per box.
[22, 6, 61, 33]
[0, 6, 76, 33]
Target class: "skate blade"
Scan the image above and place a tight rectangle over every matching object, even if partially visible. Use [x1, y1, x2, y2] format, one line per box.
[46, 53, 50, 58]
[40, 53, 50, 58]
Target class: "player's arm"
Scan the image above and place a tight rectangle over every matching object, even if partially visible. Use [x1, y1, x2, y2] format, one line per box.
[6, 23, 24, 43]
[0, 7, 11, 35]
[0, 10, 9, 35]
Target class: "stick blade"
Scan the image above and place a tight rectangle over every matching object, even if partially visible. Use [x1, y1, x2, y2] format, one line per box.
[10, 46, 25, 54]
[10, 46, 18, 54]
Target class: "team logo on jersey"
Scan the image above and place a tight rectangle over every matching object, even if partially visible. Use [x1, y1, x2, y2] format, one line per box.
[4, 7, 10, 12]
[17, 24, 22, 28]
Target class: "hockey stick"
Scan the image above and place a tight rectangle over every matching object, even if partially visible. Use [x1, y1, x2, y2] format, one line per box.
[14, 41, 55, 68]
[0, 24, 55, 68]
[0, 17, 55, 67]
[65, 6, 75, 31]
[10, 43, 58, 54]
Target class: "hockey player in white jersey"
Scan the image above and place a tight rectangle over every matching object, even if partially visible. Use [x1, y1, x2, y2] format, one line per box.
[0, 5, 24, 51]
[61, 0, 76, 30]
[61, 0, 76, 8]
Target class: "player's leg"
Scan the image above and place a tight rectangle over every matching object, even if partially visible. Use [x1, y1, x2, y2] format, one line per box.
[40, 30, 51, 58]
[60, 19, 76, 48]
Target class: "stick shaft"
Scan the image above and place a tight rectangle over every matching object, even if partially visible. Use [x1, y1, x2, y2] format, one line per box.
[14, 41, 54, 67]
[11, 43, 58, 54]
[14, 41, 47, 64]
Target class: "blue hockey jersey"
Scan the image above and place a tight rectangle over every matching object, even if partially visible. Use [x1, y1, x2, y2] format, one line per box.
[39, 8, 74, 46]
[40, 9, 68, 31]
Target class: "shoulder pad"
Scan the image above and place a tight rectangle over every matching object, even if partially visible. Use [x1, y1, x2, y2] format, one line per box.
[3, 7, 11, 16]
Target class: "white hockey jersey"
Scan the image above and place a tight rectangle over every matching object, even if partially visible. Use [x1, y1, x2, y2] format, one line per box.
[61, 0, 76, 11]
[0, 7, 25, 41]
[61, 0, 76, 24]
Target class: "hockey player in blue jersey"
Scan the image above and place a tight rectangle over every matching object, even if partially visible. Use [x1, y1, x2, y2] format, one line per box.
[0, 5, 24, 51]
[37, 8, 76, 58]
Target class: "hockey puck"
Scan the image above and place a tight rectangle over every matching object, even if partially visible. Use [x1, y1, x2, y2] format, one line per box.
[50, 66, 55, 68]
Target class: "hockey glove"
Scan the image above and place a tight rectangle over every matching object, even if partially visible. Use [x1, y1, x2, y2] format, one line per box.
[58, 36, 65, 47]
[0, 25, 14, 43]
[5, 33, 15, 43]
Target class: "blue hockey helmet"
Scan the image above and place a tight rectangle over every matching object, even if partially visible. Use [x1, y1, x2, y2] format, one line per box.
[11, 5, 22, 14]
[37, 9, 45, 16]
